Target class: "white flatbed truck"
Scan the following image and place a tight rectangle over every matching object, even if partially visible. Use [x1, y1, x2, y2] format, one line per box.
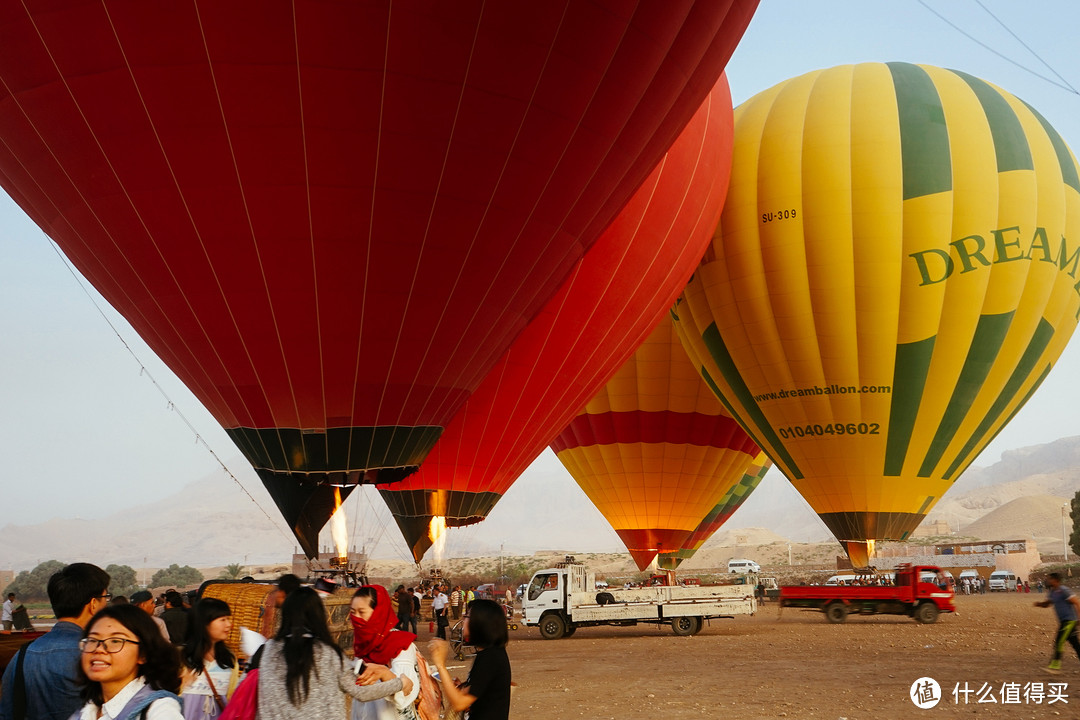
[521, 558, 756, 638]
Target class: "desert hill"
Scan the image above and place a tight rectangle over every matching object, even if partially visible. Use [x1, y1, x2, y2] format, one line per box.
[959, 494, 1072, 550]
[3, 437, 1080, 572]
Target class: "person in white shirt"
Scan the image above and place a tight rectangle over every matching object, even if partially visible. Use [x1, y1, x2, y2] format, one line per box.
[74, 604, 184, 720]
[431, 588, 450, 640]
[2, 593, 15, 630]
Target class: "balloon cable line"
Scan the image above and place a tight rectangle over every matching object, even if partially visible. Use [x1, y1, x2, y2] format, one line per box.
[43, 236, 296, 547]
[972, 0, 1078, 94]
[918, 0, 1079, 95]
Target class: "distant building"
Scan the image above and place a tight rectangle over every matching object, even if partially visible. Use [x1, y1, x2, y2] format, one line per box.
[0, 570, 13, 591]
[911, 519, 952, 537]
[851, 538, 1041, 580]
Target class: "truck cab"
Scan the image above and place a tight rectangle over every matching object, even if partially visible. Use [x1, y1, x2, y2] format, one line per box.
[525, 570, 565, 613]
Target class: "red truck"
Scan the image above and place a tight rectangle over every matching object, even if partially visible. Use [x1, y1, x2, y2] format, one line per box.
[779, 564, 956, 624]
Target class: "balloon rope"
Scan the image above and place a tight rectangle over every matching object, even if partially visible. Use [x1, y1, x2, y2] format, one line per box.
[973, 0, 1078, 93]
[46, 238, 296, 546]
[918, 1, 1079, 95]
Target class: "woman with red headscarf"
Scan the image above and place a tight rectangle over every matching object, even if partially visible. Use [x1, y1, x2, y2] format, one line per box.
[349, 585, 421, 720]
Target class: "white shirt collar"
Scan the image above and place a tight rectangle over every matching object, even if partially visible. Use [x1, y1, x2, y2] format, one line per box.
[100, 676, 148, 720]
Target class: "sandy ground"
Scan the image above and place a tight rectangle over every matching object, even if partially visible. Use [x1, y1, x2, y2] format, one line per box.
[426, 592, 1080, 719]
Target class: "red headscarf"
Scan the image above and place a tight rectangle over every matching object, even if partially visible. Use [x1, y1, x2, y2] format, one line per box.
[350, 584, 416, 665]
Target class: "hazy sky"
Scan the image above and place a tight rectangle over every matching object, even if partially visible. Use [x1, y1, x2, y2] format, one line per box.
[2, 2, 1079, 565]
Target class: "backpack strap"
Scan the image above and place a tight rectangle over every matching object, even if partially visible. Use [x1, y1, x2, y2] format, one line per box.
[12, 638, 38, 720]
[117, 687, 180, 720]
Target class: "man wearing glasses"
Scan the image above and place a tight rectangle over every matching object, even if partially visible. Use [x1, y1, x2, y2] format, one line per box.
[0, 562, 110, 720]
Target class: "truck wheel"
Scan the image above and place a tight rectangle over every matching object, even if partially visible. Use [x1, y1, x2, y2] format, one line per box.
[824, 602, 848, 624]
[671, 616, 702, 636]
[914, 602, 939, 624]
[539, 613, 566, 640]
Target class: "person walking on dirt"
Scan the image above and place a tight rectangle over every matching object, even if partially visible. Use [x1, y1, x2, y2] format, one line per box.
[1035, 572, 1080, 672]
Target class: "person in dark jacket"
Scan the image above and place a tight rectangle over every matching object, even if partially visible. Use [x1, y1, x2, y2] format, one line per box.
[0, 562, 112, 720]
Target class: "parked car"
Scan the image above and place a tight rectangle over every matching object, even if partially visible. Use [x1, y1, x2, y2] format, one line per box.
[728, 558, 761, 574]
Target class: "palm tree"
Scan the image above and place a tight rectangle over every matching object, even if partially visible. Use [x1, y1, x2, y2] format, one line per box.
[219, 563, 244, 579]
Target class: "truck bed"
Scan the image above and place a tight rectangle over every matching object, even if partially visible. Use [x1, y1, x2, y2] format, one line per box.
[780, 583, 935, 603]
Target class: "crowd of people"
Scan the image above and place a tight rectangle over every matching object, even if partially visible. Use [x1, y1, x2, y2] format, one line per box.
[0, 562, 512, 720]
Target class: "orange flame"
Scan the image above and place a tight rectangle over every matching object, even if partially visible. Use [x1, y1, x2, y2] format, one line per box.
[330, 487, 348, 560]
[429, 516, 447, 565]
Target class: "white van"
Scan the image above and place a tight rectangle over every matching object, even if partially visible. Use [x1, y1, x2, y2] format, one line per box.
[728, 559, 761, 574]
[989, 570, 1018, 592]
[825, 574, 858, 586]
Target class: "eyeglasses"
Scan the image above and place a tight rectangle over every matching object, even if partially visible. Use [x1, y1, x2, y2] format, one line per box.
[97, 593, 113, 601]
[79, 637, 140, 654]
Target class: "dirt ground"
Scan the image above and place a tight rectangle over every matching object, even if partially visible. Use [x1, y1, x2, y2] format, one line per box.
[428, 592, 1080, 719]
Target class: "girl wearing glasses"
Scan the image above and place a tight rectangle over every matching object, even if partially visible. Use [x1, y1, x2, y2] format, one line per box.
[180, 598, 241, 720]
[75, 604, 184, 720]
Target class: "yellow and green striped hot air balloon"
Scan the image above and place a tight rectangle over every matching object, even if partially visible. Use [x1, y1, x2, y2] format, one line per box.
[657, 450, 771, 570]
[672, 62, 1080, 568]
[551, 318, 762, 571]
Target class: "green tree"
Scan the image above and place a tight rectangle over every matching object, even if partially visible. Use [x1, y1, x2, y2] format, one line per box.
[105, 564, 140, 597]
[3, 560, 65, 601]
[149, 564, 204, 589]
[218, 563, 245, 580]
[1070, 491, 1080, 558]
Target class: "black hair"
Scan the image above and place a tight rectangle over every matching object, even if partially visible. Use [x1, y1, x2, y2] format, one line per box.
[275, 587, 342, 705]
[1049, 572, 1063, 582]
[77, 604, 181, 706]
[465, 599, 508, 649]
[276, 574, 302, 596]
[164, 590, 184, 608]
[352, 586, 378, 608]
[182, 598, 235, 672]
[110, 596, 129, 605]
[47, 563, 110, 619]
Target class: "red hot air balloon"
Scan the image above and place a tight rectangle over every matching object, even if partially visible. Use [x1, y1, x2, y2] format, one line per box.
[379, 75, 736, 562]
[0, 1, 758, 555]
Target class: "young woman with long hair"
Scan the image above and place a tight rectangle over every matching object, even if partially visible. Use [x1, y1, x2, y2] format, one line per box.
[74, 604, 184, 720]
[349, 585, 422, 720]
[179, 598, 240, 720]
[256, 587, 411, 720]
[429, 599, 511, 720]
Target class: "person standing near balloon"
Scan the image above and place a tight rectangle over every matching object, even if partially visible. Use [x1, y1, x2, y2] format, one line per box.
[180, 599, 241, 720]
[1035, 573, 1080, 672]
[258, 588, 409, 720]
[349, 586, 421, 720]
[429, 599, 512, 720]
[431, 588, 450, 641]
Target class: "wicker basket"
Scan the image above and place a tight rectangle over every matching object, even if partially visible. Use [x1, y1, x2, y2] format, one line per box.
[201, 582, 357, 659]
[201, 582, 277, 660]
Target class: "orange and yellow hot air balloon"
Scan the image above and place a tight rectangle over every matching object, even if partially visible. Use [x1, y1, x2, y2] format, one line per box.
[657, 450, 770, 570]
[551, 318, 762, 570]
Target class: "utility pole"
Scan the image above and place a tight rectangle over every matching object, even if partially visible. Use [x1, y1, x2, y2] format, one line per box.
[1064, 504, 1070, 563]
